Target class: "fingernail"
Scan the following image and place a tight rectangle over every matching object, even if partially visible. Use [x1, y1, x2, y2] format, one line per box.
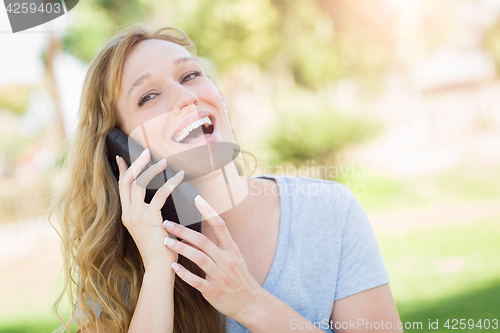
[140, 148, 150, 158]
[115, 155, 120, 166]
[195, 195, 205, 204]
[176, 170, 185, 177]
[156, 158, 167, 165]
[163, 220, 174, 230]
[171, 262, 180, 271]
[164, 237, 175, 246]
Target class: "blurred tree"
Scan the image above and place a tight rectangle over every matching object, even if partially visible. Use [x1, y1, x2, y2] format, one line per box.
[485, 18, 500, 75]
[270, 0, 342, 87]
[266, 88, 383, 166]
[0, 85, 31, 115]
[43, 36, 67, 140]
[267, 110, 381, 165]
[60, 0, 156, 62]
[60, 0, 353, 88]
[177, 0, 343, 87]
[176, 0, 280, 70]
[314, 0, 396, 89]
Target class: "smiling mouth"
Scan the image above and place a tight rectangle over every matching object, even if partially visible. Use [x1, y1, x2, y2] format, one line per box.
[173, 116, 215, 144]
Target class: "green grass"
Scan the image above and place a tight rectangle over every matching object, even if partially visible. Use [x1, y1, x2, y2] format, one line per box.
[0, 313, 78, 333]
[336, 162, 500, 214]
[398, 282, 500, 331]
[377, 215, 500, 332]
[0, 320, 76, 333]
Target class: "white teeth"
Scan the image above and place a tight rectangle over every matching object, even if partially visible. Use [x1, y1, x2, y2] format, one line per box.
[202, 117, 212, 128]
[174, 116, 213, 143]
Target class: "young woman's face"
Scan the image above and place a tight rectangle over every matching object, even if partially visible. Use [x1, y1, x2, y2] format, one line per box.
[115, 39, 234, 162]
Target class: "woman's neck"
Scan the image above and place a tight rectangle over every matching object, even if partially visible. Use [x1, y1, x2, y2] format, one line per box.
[187, 161, 251, 229]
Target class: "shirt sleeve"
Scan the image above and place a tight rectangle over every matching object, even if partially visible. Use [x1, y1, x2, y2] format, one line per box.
[73, 269, 104, 321]
[334, 190, 390, 301]
[74, 297, 103, 321]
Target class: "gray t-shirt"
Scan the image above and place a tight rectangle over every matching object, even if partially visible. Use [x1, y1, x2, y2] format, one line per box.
[222, 175, 390, 332]
[81, 175, 390, 332]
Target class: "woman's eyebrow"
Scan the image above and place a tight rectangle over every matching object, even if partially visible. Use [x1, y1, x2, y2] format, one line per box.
[127, 72, 151, 101]
[173, 56, 198, 66]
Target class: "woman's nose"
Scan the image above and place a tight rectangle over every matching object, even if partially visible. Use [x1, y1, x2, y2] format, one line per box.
[170, 85, 198, 112]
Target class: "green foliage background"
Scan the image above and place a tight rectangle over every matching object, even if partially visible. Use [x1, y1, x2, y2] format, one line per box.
[266, 90, 383, 165]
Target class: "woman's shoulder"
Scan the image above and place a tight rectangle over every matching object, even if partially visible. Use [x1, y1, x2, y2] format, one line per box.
[252, 174, 360, 233]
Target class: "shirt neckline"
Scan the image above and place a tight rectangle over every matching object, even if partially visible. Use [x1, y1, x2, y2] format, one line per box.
[252, 174, 290, 293]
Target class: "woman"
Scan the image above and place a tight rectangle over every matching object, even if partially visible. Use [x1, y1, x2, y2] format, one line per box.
[51, 23, 402, 333]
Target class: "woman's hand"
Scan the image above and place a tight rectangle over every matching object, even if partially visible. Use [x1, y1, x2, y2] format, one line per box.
[116, 149, 184, 270]
[162, 195, 264, 321]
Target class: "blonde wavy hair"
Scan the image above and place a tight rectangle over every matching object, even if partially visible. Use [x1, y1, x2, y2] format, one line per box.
[50, 23, 254, 333]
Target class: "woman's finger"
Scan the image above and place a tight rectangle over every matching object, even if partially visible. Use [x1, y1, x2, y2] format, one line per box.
[148, 170, 185, 212]
[134, 158, 167, 188]
[170, 261, 210, 293]
[163, 220, 221, 264]
[116, 155, 131, 208]
[117, 149, 150, 214]
[194, 195, 234, 251]
[121, 148, 151, 185]
[164, 237, 218, 278]
[180, 239, 200, 251]
[131, 158, 167, 206]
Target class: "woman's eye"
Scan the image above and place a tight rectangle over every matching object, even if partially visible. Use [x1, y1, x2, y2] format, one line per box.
[136, 71, 202, 107]
[137, 91, 160, 107]
[182, 70, 203, 83]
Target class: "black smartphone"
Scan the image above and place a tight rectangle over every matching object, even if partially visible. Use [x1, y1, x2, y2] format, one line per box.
[106, 128, 202, 232]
